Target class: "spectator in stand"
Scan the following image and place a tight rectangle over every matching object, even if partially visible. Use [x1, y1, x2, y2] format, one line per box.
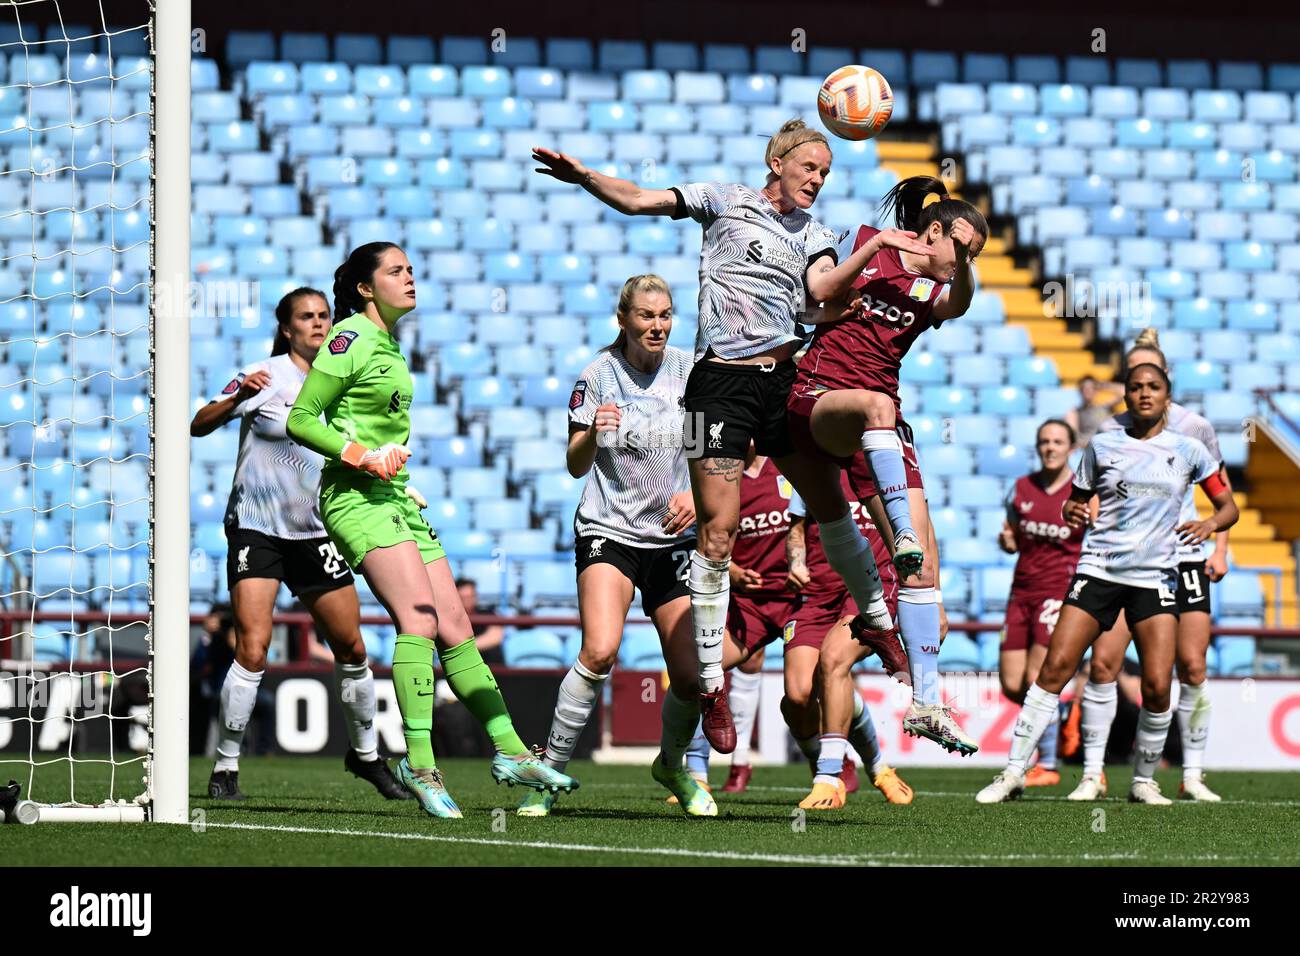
[456, 578, 506, 665]
[1064, 375, 1123, 447]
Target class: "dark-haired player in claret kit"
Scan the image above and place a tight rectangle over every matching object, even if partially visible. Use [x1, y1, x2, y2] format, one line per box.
[788, 176, 988, 754]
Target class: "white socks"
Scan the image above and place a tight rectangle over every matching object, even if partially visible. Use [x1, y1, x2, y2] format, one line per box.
[813, 734, 849, 786]
[1008, 683, 1059, 774]
[849, 691, 885, 776]
[215, 660, 263, 772]
[728, 669, 762, 766]
[334, 660, 378, 762]
[1178, 681, 1211, 782]
[1081, 679, 1118, 777]
[660, 689, 701, 769]
[1133, 706, 1173, 783]
[817, 512, 890, 628]
[688, 552, 729, 693]
[544, 659, 609, 772]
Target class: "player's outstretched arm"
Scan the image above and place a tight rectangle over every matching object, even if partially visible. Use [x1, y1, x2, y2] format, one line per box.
[532, 146, 678, 216]
[804, 228, 932, 304]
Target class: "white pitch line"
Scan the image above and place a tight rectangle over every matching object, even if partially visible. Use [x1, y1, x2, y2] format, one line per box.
[190, 821, 1285, 864]
[195, 821, 874, 866]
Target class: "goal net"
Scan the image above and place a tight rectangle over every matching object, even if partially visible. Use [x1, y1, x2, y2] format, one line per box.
[0, 0, 188, 823]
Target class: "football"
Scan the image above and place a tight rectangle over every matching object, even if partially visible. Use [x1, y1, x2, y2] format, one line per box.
[817, 64, 894, 141]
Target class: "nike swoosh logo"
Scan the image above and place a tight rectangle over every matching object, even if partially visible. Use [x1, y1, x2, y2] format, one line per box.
[1188, 596, 1205, 603]
[378, 365, 392, 374]
[701, 641, 722, 649]
[416, 691, 434, 697]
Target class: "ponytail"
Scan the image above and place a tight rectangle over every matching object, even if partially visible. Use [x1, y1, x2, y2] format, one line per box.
[1124, 328, 1168, 372]
[332, 241, 400, 320]
[878, 175, 989, 242]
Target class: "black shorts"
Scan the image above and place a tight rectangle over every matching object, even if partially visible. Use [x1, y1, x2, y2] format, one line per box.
[684, 357, 796, 461]
[1175, 560, 1212, 615]
[574, 535, 695, 616]
[226, 527, 355, 596]
[1062, 572, 1177, 632]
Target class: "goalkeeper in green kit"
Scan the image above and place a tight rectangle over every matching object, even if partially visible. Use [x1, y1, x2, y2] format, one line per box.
[287, 242, 578, 817]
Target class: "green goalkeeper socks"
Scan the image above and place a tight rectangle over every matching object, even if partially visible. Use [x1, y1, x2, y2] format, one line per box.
[438, 638, 527, 755]
[393, 633, 437, 768]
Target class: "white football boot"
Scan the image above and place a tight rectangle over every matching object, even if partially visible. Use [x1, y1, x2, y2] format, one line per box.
[975, 768, 1025, 804]
[1067, 773, 1108, 801]
[1128, 779, 1173, 805]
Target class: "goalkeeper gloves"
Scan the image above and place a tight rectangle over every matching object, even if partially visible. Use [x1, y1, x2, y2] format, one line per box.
[404, 485, 428, 509]
[340, 441, 410, 481]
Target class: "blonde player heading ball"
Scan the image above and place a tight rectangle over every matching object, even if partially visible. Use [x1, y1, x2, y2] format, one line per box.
[533, 120, 906, 757]
[976, 364, 1237, 805]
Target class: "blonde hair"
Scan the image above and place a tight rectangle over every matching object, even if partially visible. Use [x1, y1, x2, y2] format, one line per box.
[606, 274, 673, 352]
[1125, 327, 1168, 372]
[764, 119, 830, 175]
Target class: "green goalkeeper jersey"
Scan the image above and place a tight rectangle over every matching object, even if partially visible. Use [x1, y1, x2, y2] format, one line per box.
[286, 314, 415, 492]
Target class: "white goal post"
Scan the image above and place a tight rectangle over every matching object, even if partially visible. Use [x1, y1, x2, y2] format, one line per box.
[0, 0, 189, 824]
[149, 0, 190, 827]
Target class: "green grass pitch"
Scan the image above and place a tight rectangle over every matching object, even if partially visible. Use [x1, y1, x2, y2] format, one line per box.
[7, 758, 1299, 866]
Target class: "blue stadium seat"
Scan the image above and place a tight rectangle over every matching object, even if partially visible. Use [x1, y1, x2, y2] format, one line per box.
[385, 35, 435, 66]
[426, 436, 483, 469]
[1227, 300, 1278, 331]
[226, 31, 277, 67]
[1011, 116, 1060, 147]
[755, 46, 803, 76]
[408, 65, 458, 96]
[901, 352, 948, 385]
[521, 376, 569, 407]
[494, 37, 541, 67]
[1214, 636, 1256, 676]
[911, 50, 958, 87]
[978, 567, 1016, 616]
[300, 62, 351, 95]
[1041, 84, 1088, 117]
[651, 41, 698, 72]
[979, 385, 1032, 416]
[610, 623, 659, 670]
[673, 72, 725, 104]
[962, 52, 1009, 84]
[504, 630, 568, 668]
[978, 443, 1033, 478]
[1012, 54, 1059, 84]
[597, 40, 647, 73]
[335, 33, 382, 66]
[943, 538, 998, 569]
[515, 561, 574, 609]
[1065, 56, 1110, 86]
[545, 38, 594, 71]
[438, 35, 487, 67]
[516, 66, 563, 100]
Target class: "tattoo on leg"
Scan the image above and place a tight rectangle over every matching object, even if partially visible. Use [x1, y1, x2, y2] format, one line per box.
[700, 458, 742, 483]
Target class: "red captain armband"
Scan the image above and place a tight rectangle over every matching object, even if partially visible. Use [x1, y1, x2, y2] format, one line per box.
[1200, 470, 1229, 498]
